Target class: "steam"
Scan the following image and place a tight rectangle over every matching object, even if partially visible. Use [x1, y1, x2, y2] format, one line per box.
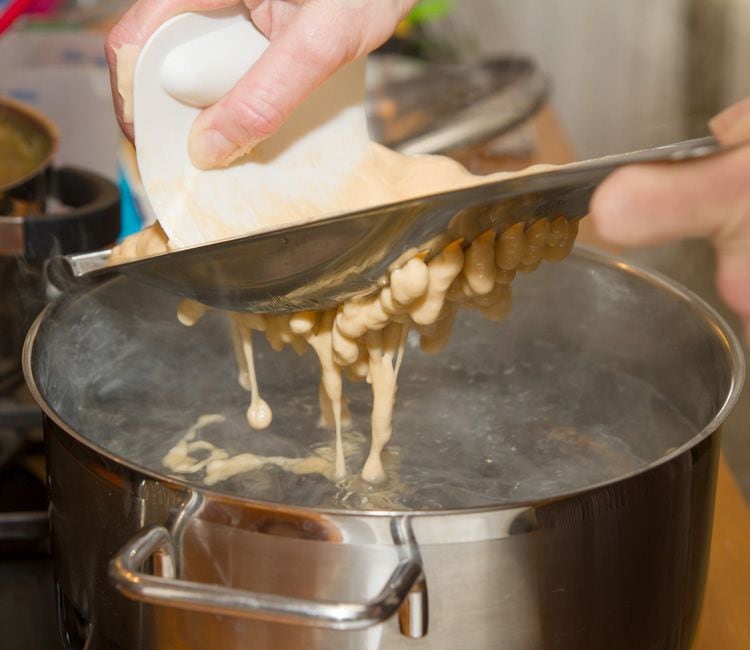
[30, 257, 708, 511]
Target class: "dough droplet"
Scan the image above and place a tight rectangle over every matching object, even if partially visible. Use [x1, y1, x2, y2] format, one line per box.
[247, 398, 273, 429]
[361, 453, 387, 485]
[177, 299, 208, 327]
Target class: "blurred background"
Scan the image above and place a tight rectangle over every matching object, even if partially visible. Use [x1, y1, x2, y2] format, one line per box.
[425, 0, 750, 156]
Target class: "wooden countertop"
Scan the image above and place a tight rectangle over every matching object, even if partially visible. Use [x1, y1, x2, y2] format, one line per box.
[516, 105, 750, 650]
[695, 456, 750, 649]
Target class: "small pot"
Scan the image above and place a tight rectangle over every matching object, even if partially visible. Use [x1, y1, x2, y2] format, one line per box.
[0, 96, 57, 218]
[0, 96, 120, 394]
[24, 248, 744, 650]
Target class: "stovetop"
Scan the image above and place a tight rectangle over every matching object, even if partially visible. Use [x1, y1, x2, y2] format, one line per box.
[0, 544, 61, 649]
[0, 389, 63, 650]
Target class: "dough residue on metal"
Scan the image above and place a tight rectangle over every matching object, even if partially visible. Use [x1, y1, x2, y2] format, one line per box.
[115, 139, 578, 488]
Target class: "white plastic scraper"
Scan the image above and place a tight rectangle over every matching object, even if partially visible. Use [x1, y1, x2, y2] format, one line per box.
[133, 5, 371, 248]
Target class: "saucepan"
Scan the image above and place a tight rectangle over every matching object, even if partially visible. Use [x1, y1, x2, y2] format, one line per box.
[0, 96, 120, 395]
[24, 246, 744, 649]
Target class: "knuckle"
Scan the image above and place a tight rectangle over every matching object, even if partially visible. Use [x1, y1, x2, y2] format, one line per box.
[227, 88, 287, 140]
[296, 11, 356, 69]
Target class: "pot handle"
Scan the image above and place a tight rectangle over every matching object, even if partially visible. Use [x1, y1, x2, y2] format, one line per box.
[27, 166, 121, 261]
[0, 166, 120, 260]
[109, 519, 427, 634]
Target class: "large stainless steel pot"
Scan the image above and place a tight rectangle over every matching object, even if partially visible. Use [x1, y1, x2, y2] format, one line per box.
[24, 248, 744, 650]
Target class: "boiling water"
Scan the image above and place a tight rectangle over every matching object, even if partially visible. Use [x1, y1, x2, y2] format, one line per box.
[151, 331, 695, 511]
[34, 268, 702, 511]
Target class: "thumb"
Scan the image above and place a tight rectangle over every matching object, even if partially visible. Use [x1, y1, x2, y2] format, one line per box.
[590, 135, 750, 341]
[105, 0, 237, 141]
[188, 9, 356, 169]
[589, 143, 750, 246]
[710, 97, 750, 335]
[709, 95, 750, 144]
[715, 233, 750, 334]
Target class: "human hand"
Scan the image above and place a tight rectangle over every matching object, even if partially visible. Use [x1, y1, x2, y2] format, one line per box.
[590, 96, 750, 341]
[106, 0, 417, 169]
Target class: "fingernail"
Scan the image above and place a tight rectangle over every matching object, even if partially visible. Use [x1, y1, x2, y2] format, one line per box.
[189, 128, 237, 169]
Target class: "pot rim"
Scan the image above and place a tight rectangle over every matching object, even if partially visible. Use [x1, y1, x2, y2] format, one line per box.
[0, 95, 60, 194]
[22, 245, 747, 517]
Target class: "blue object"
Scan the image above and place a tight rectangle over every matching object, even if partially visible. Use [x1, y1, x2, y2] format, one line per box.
[117, 169, 144, 240]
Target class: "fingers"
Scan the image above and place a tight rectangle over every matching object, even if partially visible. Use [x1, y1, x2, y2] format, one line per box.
[589, 144, 750, 246]
[712, 104, 750, 332]
[590, 95, 750, 247]
[107, 0, 415, 158]
[188, 0, 415, 168]
[716, 235, 750, 335]
[105, 0, 237, 138]
[188, 5, 352, 168]
[589, 109, 750, 341]
[710, 95, 750, 144]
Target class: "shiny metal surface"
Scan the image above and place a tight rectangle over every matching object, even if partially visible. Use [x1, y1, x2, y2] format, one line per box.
[110, 519, 425, 631]
[33, 247, 744, 511]
[25, 249, 745, 649]
[48, 137, 721, 314]
[398, 575, 428, 638]
[367, 56, 548, 154]
[42, 416, 725, 649]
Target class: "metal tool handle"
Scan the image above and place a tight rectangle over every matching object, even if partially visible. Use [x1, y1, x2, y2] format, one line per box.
[45, 248, 113, 291]
[109, 523, 425, 631]
[583, 135, 720, 166]
[48, 136, 732, 312]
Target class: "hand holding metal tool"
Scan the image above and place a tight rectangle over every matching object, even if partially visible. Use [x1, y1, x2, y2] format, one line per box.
[46, 7, 725, 313]
[48, 136, 722, 312]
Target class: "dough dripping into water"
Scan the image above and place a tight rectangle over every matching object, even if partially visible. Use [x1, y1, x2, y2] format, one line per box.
[113, 143, 579, 487]
[164, 413, 411, 509]
[163, 413, 337, 484]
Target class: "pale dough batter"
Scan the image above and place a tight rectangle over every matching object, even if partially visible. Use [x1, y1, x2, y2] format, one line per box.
[164, 413, 410, 509]
[113, 144, 578, 487]
[163, 413, 336, 484]
[114, 44, 140, 125]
